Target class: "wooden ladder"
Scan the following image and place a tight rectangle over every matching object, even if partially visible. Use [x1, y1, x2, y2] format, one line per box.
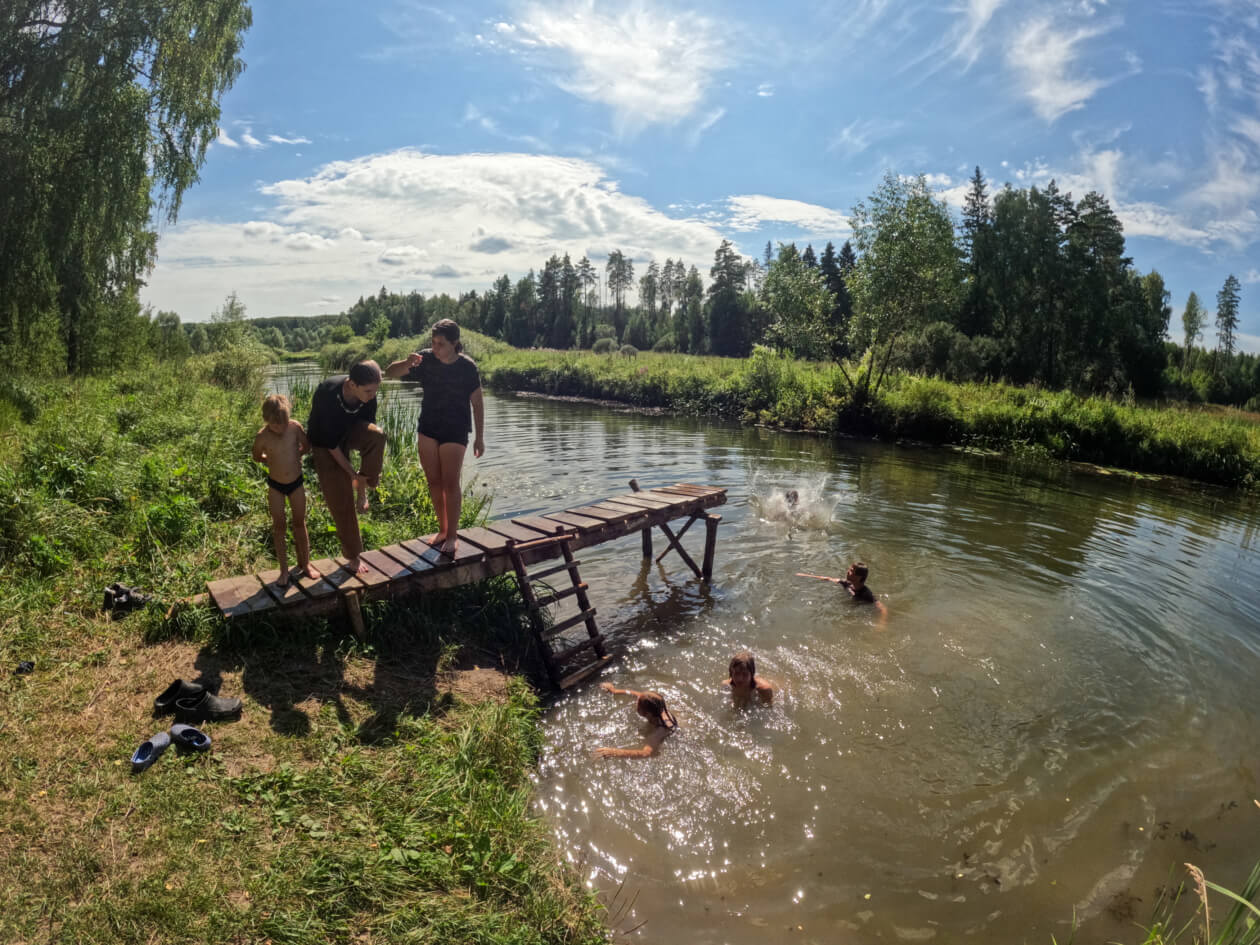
[510, 536, 612, 689]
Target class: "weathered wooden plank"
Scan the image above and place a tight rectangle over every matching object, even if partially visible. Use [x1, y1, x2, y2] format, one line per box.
[451, 527, 513, 554]
[309, 558, 367, 593]
[567, 503, 640, 523]
[511, 515, 571, 536]
[336, 556, 391, 588]
[596, 498, 658, 514]
[208, 574, 276, 618]
[360, 547, 418, 580]
[484, 520, 545, 544]
[607, 492, 676, 510]
[541, 510, 607, 532]
[256, 569, 307, 606]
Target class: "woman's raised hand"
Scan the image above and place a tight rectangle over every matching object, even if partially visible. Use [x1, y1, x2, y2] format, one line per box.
[407, 351, 423, 368]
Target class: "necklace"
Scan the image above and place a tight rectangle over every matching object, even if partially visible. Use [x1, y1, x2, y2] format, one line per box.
[337, 382, 364, 415]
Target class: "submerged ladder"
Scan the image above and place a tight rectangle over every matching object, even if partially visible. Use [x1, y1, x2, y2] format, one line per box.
[510, 535, 612, 689]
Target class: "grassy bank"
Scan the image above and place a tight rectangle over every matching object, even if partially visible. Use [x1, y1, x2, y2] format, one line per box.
[472, 345, 1260, 489]
[0, 358, 605, 944]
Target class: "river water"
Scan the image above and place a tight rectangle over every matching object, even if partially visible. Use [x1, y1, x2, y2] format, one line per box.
[271, 365, 1260, 943]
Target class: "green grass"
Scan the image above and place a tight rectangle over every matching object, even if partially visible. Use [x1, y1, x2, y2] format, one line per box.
[0, 354, 605, 944]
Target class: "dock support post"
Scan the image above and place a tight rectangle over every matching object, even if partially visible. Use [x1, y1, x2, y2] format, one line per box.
[343, 591, 366, 640]
[702, 514, 721, 582]
[630, 479, 652, 559]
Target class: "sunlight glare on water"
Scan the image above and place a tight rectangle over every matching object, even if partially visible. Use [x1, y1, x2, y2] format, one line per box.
[268, 366, 1260, 943]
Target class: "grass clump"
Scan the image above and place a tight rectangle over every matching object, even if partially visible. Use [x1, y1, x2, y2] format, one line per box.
[0, 357, 606, 945]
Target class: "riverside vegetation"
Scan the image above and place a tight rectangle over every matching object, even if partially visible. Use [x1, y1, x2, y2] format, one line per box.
[318, 330, 1260, 490]
[0, 352, 606, 945]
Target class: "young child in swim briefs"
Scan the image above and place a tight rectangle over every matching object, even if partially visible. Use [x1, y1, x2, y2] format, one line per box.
[595, 682, 678, 758]
[252, 394, 319, 587]
[726, 650, 775, 706]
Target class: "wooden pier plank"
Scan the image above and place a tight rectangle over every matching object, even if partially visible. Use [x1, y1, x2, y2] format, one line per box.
[608, 492, 675, 510]
[542, 510, 607, 532]
[337, 556, 391, 588]
[256, 569, 307, 606]
[450, 527, 512, 554]
[377, 542, 434, 574]
[309, 558, 367, 593]
[512, 515, 570, 536]
[484, 520, 546, 544]
[207, 574, 275, 618]
[293, 568, 338, 601]
[360, 547, 419, 580]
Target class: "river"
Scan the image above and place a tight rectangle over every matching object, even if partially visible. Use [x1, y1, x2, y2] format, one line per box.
[272, 364, 1260, 943]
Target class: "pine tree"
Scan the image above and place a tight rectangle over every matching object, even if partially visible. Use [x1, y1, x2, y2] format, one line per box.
[801, 244, 818, 269]
[1217, 274, 1242, 362]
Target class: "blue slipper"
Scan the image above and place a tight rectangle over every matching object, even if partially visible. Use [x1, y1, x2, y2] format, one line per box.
[169, 723, 211, 753]
[130, 731, 171, 773]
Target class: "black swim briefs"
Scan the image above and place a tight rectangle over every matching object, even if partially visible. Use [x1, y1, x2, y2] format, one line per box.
[267, 474, 304, 495]
[418, 425, 469, 448]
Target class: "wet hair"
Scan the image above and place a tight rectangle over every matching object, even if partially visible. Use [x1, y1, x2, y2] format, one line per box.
[432, 318, 463, 354]
[637, 691, 678, 730]
[728, 651, 756, 687]
[261, 393, 290, 424]
[348, 360, 382, 386]
[784, 489, 799, 506]
[852, 561, 869, 581]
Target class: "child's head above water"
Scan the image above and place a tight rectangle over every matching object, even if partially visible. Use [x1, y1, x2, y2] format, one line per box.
[636, 691, 678, 729]
[847, 561, 869, 587]
[262, 393, 291, 428]
[784, 489, 799, 507]
[728, 650, 757, 689]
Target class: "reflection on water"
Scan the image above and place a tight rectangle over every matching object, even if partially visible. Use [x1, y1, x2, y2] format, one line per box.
[267, 364, 1260, 943]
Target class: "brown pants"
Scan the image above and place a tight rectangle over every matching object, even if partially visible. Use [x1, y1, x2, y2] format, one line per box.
[311, 422, 385, 560]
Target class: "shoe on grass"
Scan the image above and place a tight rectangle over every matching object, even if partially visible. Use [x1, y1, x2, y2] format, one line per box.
[130, 731, 172, 773]
[174, 690, 242, 723]
[169, 723, 211, 753]
[154, 679, 206, 715]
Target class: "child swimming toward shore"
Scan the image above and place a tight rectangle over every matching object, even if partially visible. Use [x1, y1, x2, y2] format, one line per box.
[595, 682, 678, 758]
[797, 562, 888, 624]
[725, 650, 775, 706]
[252, 394, 319, 587]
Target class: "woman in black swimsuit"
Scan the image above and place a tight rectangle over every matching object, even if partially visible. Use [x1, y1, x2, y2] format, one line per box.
[384, 319, 485, 554]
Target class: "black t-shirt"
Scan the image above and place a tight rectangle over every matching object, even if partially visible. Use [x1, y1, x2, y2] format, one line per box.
[404, 351, 481, 435]
[842, 580, 876, 604]
[306, 375, 378, 449]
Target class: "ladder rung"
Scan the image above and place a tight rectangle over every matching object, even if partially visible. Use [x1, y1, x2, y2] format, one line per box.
[531, 583, 585, 610]
[529, 559, 581, 582]
[542, 608, 598, 641]
[557, 654, 615, 690]
[549, 634, 604, 665]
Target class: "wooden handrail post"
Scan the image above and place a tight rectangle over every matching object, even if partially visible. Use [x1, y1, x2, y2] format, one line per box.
[630, 479, 652, 559]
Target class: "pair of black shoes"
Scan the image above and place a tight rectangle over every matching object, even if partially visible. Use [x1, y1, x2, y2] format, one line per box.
[103, 582, 151, 616]
[154, 679, 242, 722]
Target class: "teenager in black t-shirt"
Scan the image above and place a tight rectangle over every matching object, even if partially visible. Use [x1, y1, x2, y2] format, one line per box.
[384, 319, 485, 554]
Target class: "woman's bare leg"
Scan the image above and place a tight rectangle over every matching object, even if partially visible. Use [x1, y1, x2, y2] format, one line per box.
[437, 442, 467, 553]
[417, 434, 447, 541]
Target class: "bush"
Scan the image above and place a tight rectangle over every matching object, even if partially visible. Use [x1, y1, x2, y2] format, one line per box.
[652, 335, 676, 352]
[592, 338, 615, 354]
[619, 344, 638, 358]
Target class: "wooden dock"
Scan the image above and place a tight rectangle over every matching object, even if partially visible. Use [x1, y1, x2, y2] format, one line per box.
[204, 482, 726, 686]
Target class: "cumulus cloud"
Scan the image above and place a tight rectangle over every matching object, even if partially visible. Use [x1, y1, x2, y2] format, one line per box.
[725, 195, 849, 236]
[144, 150, 730, 317]
[486, 1, 729, 132]
[240, 128, 265, 149]
[215, 128, 240, 149]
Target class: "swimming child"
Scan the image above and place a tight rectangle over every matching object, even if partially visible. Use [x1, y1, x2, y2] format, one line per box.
[784, 489, 799, 508]
[797, 562, 888, 623]
[252, 394, 319, 587]
[725, 650, 774, 706]
[595, 682, 678, 758]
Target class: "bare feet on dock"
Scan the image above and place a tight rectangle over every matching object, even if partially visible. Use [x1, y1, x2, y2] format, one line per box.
[303, 563, 321, 580]
[440, 536, 458, 556]
[346, 556, 369, 575]
[275, 569, 291, 588]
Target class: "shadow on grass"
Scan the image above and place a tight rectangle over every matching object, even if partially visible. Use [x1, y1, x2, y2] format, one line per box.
[154, 576, 552, 743]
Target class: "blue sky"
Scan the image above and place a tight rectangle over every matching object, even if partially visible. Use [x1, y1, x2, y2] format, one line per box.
[142, 0, 1260, 350]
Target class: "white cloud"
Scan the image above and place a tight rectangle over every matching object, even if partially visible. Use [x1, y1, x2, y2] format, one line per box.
[827, 118, 902, 157]
[952, 0, 1005, 68]
[725, 195, 849, 236]
[756, 82, 775, 97]
[144, 150, 730, 317]
[686, 107, 725, 148]
[1245, 268, 1260, 283]
[215, 128, 240, 149]
[488, 1, 728, 132]
[240, 129, 264, 149]
[1006, 18, 1115, 122]
[268, 134, 313, 145]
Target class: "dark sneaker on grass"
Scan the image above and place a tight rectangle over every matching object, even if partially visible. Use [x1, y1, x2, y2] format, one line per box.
[174, 690, 242, 723]
[130, 731, 171, 773]
[154, 679, 205, 715]
[169, 723, 211, 753]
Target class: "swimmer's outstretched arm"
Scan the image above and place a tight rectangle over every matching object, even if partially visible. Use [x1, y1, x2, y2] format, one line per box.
[600, 682, 648, 700]
[595, 726, 669, 759]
